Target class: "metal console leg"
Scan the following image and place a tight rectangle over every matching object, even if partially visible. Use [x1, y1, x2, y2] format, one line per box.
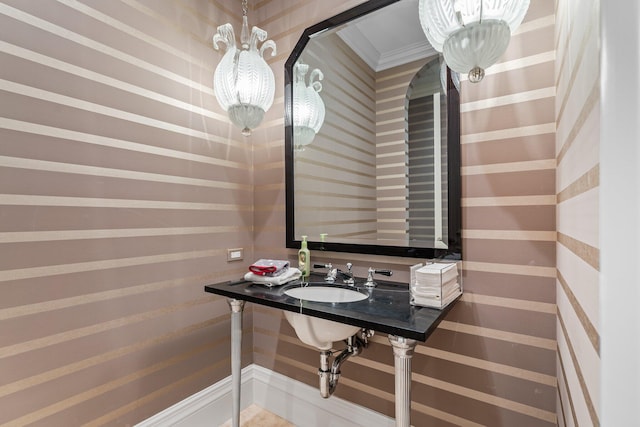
[228, 299, 245, 427]
[388, 335, 418, 427]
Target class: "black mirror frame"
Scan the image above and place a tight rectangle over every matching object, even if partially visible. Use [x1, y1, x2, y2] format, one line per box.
[285, 0, 461, 259]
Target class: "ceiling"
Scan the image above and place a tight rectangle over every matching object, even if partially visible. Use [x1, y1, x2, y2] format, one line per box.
[336, 0, 437, 72]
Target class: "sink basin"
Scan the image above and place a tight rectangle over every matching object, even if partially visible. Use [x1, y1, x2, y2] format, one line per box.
[284, 286, 368, 303]
[283, 286, 367, 350]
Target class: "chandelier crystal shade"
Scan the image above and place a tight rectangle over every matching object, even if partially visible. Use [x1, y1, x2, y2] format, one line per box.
[213, 0, 276, 135]
[419, 0, 530, 82]
[292, 62, 325, 150]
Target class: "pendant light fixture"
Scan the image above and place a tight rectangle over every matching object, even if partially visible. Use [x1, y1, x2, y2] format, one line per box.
[292, 62, 325, 150]
[419, 0, 530, 83]
[213, 0, 276, 135]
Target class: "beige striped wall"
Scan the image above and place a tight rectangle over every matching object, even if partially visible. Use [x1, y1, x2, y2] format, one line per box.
[294, 33, 377, 242]
[555, 0, 600, 425]
[254, 1, 559, 426]
[375, 57, 451, 246]
[375, 58, 425, 241]
[0, 0, 254, 424]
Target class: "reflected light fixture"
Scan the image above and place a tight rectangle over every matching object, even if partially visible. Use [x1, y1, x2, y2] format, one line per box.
[440, 59, 461, 94]
[419, 0, 530, 83]
[293, 62, 325, 150]
[213, 0, 276, 135]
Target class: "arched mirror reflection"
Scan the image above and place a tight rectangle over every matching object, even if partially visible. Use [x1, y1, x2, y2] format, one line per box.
[406, 58, 457, 248]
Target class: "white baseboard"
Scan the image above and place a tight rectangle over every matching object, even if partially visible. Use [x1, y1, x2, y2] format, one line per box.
[136, 364, 395, 427]
[251, 364, 395, 427]
[135, 366, 255, 427]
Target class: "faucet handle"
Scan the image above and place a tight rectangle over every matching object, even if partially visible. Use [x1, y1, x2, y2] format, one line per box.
[342, 262, 355, 285]
[374, 269, 392, 277]
[314, 263, 332, 270]
[313, 263, 336, 283]
[364, 268, 393, 288]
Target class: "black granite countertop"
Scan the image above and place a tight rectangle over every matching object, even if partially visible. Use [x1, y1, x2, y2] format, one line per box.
[204, 272, 456, 342]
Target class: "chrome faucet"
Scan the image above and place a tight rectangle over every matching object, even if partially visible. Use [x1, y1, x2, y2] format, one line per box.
[314, 263, 336, 283]
[315, 262, 362, 286]
[341, 262, 355, 285]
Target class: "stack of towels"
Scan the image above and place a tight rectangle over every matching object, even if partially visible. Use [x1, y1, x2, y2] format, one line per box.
[410, 262, 461, 309]
[244, 259, 301, 287]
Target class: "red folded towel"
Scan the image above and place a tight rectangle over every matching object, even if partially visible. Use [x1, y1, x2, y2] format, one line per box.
[248, 259, 290, 276]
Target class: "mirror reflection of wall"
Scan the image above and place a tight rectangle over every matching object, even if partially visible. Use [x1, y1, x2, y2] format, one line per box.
[374, 55, 450, 247]
[406, 58, 449, 249]
[293, 33, 377, 245]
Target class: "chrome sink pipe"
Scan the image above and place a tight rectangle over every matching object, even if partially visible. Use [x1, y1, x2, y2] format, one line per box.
[318, 329, 372, 398]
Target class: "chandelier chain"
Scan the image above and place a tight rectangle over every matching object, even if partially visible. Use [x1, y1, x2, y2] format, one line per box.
[242, 0, 248, 18]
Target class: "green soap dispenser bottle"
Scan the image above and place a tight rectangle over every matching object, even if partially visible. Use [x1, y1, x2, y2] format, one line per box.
[298, 235, 310, 278]
[319, 233, 327, 251]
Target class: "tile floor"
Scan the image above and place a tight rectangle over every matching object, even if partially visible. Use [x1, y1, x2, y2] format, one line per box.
[220, 404, 294, 427]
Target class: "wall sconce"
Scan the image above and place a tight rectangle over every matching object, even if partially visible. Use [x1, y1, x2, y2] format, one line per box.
[293, 62, 325, 150]
[213, 0, 276, 135]
[419, 0, 530, 83]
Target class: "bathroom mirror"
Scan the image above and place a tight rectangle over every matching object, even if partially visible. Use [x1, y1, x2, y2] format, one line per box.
[285, 0, 461, 259]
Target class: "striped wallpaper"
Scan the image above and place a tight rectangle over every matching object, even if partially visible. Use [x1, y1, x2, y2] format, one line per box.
[0, 0, 253, 424]
[407, 83, 448, 245]
[555, 0, 601, 425]
[293, 32, 377, 242]
[1, 0, 605, 426]
[375, 57, 437, 243]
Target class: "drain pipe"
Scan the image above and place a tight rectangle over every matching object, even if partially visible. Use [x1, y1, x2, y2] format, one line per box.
[318, 330, 371, 398]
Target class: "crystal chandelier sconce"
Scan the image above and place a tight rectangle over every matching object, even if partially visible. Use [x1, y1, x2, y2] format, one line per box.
[213, 0, 276, 135]
[419, 0, 530, 83]
[293, 62, 325, 150]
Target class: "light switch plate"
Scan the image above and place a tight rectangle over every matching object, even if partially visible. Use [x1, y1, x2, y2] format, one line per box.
[227, 248, 243, 262]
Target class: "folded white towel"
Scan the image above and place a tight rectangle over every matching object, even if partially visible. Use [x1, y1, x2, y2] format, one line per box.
[411, 286, 461, 309]
[244, 267, 301, 287]
[415, 262, 458, 286]
[411, 279, 459, 299]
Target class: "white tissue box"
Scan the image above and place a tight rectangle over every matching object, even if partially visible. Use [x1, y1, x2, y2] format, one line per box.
[410, 260, 462, 309]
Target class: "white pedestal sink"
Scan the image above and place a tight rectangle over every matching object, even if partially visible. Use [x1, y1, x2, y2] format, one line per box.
[283, 286, 367, 350]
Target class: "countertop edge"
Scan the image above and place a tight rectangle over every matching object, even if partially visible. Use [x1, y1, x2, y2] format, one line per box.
[204, 281, 457, 342]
